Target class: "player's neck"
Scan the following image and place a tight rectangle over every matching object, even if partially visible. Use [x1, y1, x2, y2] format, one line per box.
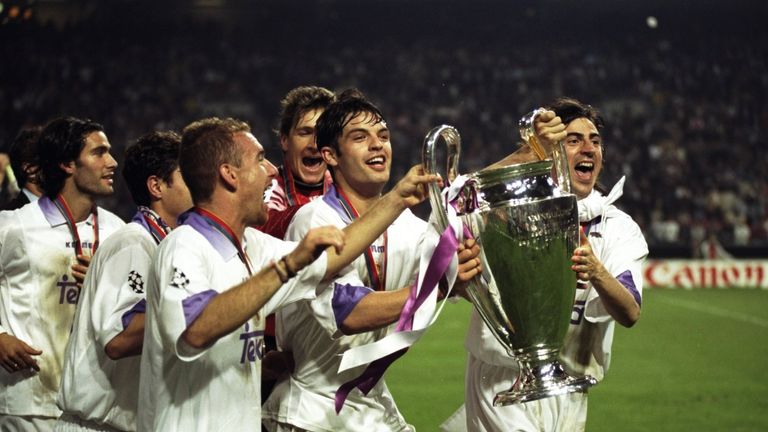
[197, 201, 245, 243]
[150, 201, 180, 229]
[25, 182, 44, 198]
[338, 184, 381, 216]
[59, 184, 96, 222]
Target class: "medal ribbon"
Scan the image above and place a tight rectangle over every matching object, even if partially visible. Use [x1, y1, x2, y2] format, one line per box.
[53, 194, 99, 256]
[193, 207, 253, 276]
[133, 206, 171, 244]
[331, 185, 387, 292]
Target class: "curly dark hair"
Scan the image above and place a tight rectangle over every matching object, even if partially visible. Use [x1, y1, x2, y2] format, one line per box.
[122, 131, 182, 207]
[37, 117, 104, 198]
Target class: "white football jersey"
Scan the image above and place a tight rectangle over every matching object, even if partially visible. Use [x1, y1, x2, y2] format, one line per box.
[262, 197, 425, 432]
[137, 211, 327, 432]
[57, 221, 155, 431]
[0, 198, 124, 418]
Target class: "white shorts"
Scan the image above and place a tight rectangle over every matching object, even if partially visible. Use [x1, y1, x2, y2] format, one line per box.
[464, 353, 588, 432]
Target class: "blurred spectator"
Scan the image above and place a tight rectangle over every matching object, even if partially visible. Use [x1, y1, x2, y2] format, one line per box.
[1, 126, 43, 211]
[697, 232, 733, 259]
[0, 0, 765, 251]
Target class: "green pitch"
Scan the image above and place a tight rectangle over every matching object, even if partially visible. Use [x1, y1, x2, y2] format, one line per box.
[386, 289, 768, 431]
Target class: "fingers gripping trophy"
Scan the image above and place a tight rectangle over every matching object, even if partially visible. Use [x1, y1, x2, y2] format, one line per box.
[422, 109, 596, 406]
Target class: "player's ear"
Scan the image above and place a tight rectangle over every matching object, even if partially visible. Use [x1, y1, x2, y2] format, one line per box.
[146, 175, 163, 201]
[321, 147, 338, 168]
[59, 160, 76, 175]
[218, 163, 238, 192]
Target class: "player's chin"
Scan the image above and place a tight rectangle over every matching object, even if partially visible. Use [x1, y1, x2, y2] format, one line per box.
[92, 186, 115, 197]
[255, 208, 269, 226]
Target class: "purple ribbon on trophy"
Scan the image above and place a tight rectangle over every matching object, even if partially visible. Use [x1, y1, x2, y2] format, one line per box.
[334, 176, 475, 413]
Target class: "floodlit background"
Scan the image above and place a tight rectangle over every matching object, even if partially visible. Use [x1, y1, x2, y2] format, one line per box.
[2, 1, 767, 429]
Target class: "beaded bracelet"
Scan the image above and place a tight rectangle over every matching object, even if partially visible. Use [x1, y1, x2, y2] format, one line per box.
[280, 256, 297, 278]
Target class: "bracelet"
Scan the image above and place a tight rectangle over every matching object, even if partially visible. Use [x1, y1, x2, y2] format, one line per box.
[271, 259, 289, 283]
[280, 256, 297, 278]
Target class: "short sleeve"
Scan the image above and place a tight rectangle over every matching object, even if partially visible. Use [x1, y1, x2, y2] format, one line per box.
[155, 238, 220, 361]
[91, 241, 153, 349]
[585, 216, 648, 322]
[308, 270, 372, 338]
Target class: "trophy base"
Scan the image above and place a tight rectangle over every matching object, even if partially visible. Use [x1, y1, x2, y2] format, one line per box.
[493, 360, 597, 406]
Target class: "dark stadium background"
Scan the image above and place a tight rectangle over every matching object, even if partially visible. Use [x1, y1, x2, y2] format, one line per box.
[1, 0, 766, 259]
[2, 2, 767, 431]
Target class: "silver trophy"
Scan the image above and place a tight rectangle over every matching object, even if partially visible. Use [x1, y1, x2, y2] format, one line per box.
[422, 115, 596, 406]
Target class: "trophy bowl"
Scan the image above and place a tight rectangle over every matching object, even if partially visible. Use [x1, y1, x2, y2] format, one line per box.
[423, 124, 597, 406]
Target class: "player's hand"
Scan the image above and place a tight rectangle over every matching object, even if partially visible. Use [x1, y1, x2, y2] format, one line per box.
[289, 225, 346, 271]
[0, 333, 42, 373]
[534, 110, 567, 155]
[387, 164, 442, 209]
[451, 238, 482, 300]
[261, 350, 295, 380]
[71, 254, 92, 287]
[571, 229, 607, 283]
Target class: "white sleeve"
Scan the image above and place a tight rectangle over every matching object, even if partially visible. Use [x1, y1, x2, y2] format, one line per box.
[308, 270, 372, 339]
[91, 241, 152, 349]
[263, 250, 328, 316]
[155, 239, 219, 362]
[585, 217, 648, 322]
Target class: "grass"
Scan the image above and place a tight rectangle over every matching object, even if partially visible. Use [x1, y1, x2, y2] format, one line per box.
[386, 289, 768, 431]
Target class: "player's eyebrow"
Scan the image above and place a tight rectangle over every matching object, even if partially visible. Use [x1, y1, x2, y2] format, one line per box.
[566, 132, 601, 140]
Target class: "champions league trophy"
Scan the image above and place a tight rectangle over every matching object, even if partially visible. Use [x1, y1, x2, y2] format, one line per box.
[422, 111, 596, 405]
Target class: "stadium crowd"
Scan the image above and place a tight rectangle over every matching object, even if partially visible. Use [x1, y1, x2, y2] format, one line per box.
[1, 1, 766, 252]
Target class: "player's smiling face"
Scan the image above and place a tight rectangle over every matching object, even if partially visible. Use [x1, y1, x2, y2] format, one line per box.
[70, 131, 118, 197]
[234, 131, 278, 226]
[322, 112, 391, 198]
[281, 108, 326, 185]
[564, 117, 603, 199]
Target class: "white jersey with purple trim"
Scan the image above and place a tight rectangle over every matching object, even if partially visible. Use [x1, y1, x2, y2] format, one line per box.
[137, 213, 328, 432]
[461, 193, 648, 432]
[262, 197, 426, 432]
[0, 199, 124, 418]
[56, 221, 155, 431]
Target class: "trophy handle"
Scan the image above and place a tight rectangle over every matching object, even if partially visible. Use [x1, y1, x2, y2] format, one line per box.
[518, 108, 572, 194]
[422, 125, 461, 231]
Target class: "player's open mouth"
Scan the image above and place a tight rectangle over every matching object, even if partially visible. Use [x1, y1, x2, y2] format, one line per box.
[302, 157, 324, 168]
[365, 156, 386, 169]
[103, 174, 114, 184]
[573, 161, 594, 181]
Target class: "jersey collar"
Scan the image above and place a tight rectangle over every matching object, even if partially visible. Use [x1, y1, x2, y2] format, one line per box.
[38, 196, 96, 227]
[178, 210, 240, 262]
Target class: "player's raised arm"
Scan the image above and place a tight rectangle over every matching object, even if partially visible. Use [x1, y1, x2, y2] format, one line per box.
[323, 164, 440, 281]
[181, 225, 345, 349]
